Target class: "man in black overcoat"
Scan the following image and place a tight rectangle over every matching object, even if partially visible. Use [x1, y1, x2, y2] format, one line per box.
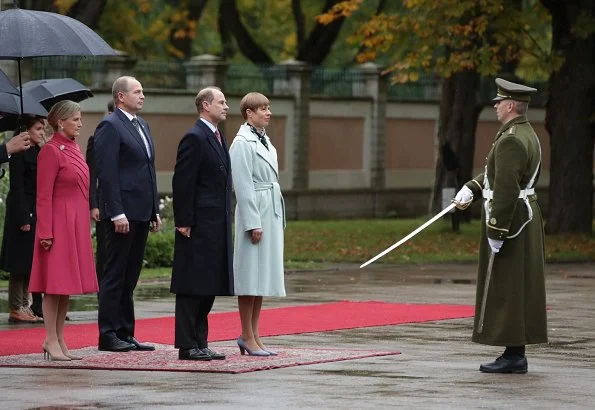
[170, 86, 234, 361]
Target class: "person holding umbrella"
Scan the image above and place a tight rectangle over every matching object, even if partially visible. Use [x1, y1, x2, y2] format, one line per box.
[0, 116, 45, 324]
[0, 131, 31, 162]
[29, 100, 98, 361]
[0, 6, 116, 163]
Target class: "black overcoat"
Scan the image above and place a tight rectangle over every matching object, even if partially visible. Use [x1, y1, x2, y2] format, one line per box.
[0, 146, 39, 276]
[170, 119, 234, 296]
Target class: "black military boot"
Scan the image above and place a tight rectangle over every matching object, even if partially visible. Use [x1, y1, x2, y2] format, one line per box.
[480, 346, 527, 374]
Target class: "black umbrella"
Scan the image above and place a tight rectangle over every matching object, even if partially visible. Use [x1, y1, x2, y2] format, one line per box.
[23, 78, 94, 110]
[0, 90, 48, 132]
[0, 68, 19, 95]
[0, 6, 117, 114]
[0, 91, 48, 117]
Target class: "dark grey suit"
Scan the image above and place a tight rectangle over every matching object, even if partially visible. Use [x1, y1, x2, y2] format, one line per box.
[94, 108, 159, 339]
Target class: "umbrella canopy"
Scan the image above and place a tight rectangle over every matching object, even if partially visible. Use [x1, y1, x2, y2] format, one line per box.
[0, 7, 117, 115]
[0, 91, 48, 117]
[0, 113, 44, 133]
[0, 8, 118, 59]
[0, 68, 19, 95]
[23, 78, 93, 110]
[0, 90, 47, 132]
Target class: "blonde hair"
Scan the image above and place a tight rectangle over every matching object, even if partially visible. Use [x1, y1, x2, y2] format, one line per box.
[240, 92, 269, 120]
[47, 100, 81, 131]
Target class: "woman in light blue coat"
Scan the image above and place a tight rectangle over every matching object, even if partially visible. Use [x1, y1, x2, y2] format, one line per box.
[230, 92, 285, 357]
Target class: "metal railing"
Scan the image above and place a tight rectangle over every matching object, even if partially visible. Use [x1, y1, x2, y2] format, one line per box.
[28, 56, 546, 104]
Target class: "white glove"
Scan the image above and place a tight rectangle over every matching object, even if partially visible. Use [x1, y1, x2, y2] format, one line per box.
[453, 186, 473, 210]
[488, 238, 504, 253]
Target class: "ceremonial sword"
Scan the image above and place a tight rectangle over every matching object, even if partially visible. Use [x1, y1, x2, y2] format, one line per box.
[477, 249, 495, 334]
[360, 202, 457, 268]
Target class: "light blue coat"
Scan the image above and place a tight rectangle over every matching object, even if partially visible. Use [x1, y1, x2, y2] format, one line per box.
[230, 123, 286, 297]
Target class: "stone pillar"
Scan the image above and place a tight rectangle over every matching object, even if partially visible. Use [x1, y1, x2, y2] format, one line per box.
[278, 59, 312, 191]
[103, 53, 137, 88]
[358, 62, 387, 190]
[184, 54, 228, 91]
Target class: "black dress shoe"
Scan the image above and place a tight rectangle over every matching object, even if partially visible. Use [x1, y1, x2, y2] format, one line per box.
[480, 356, 528, 373]
[98, 334, 135, 352]
[201, 347, 226, 360]
[120, 336, 155, 351]
[179, 348, 211, 361]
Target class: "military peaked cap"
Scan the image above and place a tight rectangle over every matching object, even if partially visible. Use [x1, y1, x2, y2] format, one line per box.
[493, 78, 537, 102]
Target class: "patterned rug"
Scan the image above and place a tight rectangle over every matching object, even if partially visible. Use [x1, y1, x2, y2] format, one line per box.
[0, 343, 400, 374]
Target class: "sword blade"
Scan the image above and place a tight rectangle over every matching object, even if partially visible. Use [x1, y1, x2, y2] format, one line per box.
[477, 250, 496, 334]
[360, 203, 456, 268]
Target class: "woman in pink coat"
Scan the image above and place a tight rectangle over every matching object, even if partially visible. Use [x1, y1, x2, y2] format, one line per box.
[29, 101, 98, 361]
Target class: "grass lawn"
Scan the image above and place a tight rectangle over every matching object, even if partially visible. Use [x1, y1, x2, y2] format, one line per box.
[1, 218, 593, 287]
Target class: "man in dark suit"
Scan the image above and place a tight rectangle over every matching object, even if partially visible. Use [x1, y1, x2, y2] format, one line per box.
[86, 99, 115, 283]
[170, 86, 234, 361]
[94, 76, 161, 352]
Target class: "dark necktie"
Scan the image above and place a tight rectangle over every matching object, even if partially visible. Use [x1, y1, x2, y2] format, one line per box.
[214, 129, 222, 146]
[132, 117, 151, 157]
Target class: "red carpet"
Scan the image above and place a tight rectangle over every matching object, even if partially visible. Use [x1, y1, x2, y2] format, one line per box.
[0, 301, 474, 356]
[0, 343, 400, 373]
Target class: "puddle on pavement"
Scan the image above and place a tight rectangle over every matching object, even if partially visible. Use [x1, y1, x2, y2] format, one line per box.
[313, 369, 428, 379]
[0, 285, 172, 313]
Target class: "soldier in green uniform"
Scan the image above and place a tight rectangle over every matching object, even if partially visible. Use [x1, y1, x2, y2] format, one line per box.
[454, 78, 547, 374]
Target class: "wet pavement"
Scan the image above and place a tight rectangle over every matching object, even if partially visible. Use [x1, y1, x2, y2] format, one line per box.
[1, 262, 594, 409]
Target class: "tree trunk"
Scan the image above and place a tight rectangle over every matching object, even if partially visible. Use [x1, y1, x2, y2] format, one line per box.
[431, 71, 482, 217]
[296, 0, 345, 65]
[218, 0, 234, 60]
[219, 0, 273, 65]
[66, 0, 107, 29]
[167, 0, 208, 60]
[542, 0, 595, 234]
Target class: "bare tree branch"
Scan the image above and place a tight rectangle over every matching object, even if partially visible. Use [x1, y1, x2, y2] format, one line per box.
[218, 0, 235, 59]
[291, 0, 306, 47]
[219, 0, 273, 65]
[167, 0, 209, 59]
[297, 0, 346, 65]
[66, 0, 107, 29]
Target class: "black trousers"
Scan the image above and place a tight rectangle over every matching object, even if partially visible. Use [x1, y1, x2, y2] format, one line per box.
[174, 294, 216, 349]
[94, 220, 107, 284]
[98, 220, 149, 338]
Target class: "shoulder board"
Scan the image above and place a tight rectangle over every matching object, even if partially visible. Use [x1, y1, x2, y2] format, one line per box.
[508, 126, 516, 135]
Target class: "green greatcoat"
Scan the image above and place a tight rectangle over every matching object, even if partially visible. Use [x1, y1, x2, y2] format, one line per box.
[465, 115, 548, 346]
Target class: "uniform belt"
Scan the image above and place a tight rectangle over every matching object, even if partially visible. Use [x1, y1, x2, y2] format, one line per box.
[482, 187, 535, 239]
[482, 188, 535, 200]
[253, 182, 284, 219]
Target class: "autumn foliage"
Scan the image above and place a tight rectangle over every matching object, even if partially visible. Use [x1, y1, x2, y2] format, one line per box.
[318, 0, 552, 82]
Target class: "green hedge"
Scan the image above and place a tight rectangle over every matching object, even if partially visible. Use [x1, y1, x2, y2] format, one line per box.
[144, 231, 175, 268]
